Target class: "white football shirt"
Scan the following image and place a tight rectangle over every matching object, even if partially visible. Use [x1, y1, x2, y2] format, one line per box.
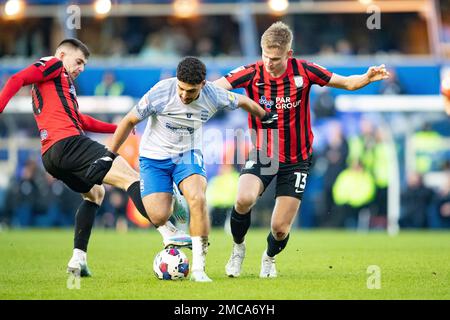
[134, 77, 239, 159]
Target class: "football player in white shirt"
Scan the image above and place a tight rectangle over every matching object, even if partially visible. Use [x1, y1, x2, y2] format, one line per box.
[87, 57, 277, 282]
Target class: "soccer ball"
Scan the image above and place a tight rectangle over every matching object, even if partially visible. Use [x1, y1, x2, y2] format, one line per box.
[153, 248, 189, 280]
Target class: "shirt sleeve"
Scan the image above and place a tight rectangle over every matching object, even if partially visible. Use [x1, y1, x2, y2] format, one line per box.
[79, 114, 117, 133]
[133, 80, 169, 120]
[33, 56, 64, 82]
[212, 84, 239, 111]
[0, 57, 63, 113]
[224, 65, 257, 89]
[302, 60, 333, 86]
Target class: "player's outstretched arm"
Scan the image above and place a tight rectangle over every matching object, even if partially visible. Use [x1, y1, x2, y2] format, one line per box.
[0, 63, 52, 113]
[213, 77, 233, 91]
[79, 114, 117, 134]
[236, 94, 265, 118]
[236, 93, 278, 128]
[327, 64, 390, 91]
[108, 109, 141, 153]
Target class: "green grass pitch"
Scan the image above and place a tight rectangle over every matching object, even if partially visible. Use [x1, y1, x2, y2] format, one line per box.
[0, 228, 449, 299]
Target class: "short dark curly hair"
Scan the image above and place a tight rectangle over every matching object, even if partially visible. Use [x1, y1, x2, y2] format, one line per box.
[176, 57, 206, 85]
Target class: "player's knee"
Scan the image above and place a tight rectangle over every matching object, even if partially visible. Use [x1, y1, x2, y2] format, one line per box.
[235, 194, 256, 212]
[271, 225, 290, 241]
[95, 186, 105, 203]
[275, 231, 288, 241]
[185, 192, 206, 210]
[149, 213, 167, 227]
[84, 185, 105, 205]
[107, 156, 139, 190]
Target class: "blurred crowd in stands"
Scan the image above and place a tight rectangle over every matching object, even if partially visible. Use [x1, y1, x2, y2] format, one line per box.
[2, 9, 449, 59]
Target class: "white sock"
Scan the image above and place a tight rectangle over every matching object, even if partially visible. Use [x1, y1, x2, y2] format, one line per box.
[191, 236, 208, 272]
[157, 221, 178, 238]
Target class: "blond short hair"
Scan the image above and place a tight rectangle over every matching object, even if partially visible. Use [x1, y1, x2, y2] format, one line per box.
[260, 21, 293, 51]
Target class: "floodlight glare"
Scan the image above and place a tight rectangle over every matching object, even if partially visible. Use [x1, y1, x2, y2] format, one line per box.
[94, 0, 112, 15]
[4, 0, 24, 17]
[268, 0, 289, 13]
[359, 0, 373, 5]
[173, 0, 199, 19]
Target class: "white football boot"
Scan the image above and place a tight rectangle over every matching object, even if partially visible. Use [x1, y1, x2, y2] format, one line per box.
[162, 221, 192, 249]
[190, 270, 213, 282]
[259, 250, 277, 278]
[67, 249, 92, 277]
[225, 242, 246, 277]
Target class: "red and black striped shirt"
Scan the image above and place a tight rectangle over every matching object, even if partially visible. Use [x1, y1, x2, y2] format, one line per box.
[0, 56, 116, 155]
[225, 58, 332, 163]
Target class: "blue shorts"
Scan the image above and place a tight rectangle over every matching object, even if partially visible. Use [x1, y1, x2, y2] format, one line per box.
[139, 150, 206, 197]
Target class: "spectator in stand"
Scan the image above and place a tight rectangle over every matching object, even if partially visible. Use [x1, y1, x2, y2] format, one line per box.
[317, 122, 349, 226]
[431, 179, 450, 229]
[313, 86, 336, 120]
[94, 71, 124, 97]
[399, 172, 434, 229]
[378, 68, 405, 95]
[370, 127, 392, 228]
[47, 175, 80, 227]
[206, 164, 240, 228]
[412, 123, 444, 174]
[139, 32, 179, 60]
[196, 37, 214, 58]
[330, 160, 376, 228]
[335, 39, 353, 56]
[4, 158, 49, 226]
[98, 186, 129, 232]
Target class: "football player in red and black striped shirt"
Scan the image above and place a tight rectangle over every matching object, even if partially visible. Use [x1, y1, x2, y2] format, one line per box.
[0, 39, 187, 277]
[214, 21, 389, 278]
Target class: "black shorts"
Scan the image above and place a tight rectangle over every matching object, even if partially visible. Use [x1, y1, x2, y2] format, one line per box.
[42, 135, 108, 193]
[240, 153, 313, 200]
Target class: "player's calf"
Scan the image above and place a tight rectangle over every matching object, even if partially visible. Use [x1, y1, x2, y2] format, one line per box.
[266, 232, 290, 257]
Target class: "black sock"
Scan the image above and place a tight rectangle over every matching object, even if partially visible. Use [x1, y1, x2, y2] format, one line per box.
[230, 206, 251, 244]
[74, 200, 99, 252]
[266, 232, 290, 257]
[126, 181, 157, 226]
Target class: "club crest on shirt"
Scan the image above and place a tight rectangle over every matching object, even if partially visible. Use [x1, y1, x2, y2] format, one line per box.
[259, 96, 274, 108]
[69, 85, 77, 96]
[40, 130, 48, 141]
[294, 76, 304, 88]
